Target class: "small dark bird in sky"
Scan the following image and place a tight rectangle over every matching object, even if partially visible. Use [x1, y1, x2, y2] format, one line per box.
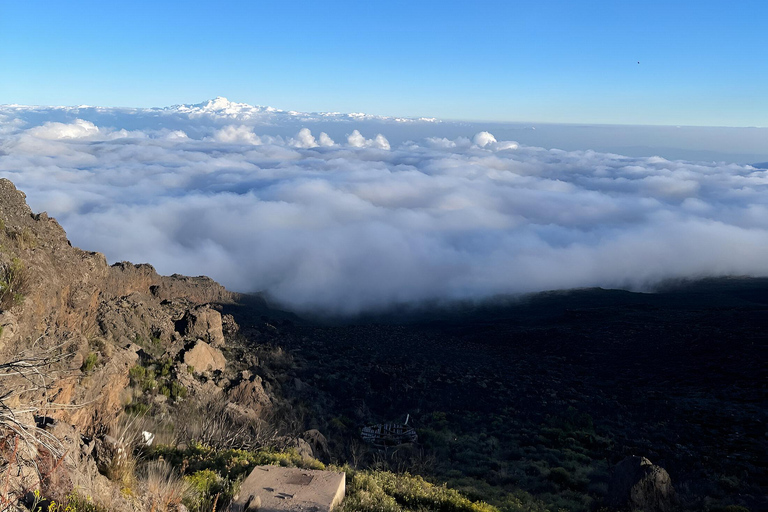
[637, 61, 640, 64]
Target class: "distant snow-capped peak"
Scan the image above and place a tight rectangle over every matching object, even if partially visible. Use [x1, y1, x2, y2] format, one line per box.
[166, 96, 277, 119]
[0, 98, 440, 125]
[161, 97, 437, 123]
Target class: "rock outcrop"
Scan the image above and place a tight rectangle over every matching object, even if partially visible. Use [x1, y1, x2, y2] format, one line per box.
[183, 340, 227, 373]
[0, 178, 249, 506]
[227, 374, 272, 417]
[607, 456, 675, 512]
[0, 178, 240, 425]
[176, 305, 226, 347]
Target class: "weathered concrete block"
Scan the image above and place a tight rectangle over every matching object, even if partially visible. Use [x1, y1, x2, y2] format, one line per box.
[230, 466, 345, 512]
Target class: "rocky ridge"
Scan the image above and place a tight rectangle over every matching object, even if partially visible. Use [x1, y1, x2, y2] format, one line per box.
[0, 178, 287, 509]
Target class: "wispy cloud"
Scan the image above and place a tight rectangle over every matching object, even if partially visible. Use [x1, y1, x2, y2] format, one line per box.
[2, 100, 768, 313]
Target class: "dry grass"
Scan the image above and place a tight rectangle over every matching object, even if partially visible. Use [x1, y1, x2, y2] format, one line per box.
[0, 257, 27, 310]
[173, 397, 280, 452]
[11, 227, 36, 250]
[142, 461, 195, 512]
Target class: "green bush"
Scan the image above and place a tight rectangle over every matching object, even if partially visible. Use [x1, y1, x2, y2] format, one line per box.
[129, 364, 146, 383]
[151, 444, 324, 481]
[184, 469, 234, 512]
[339, 466, 498, 512]
[29, 491, 108, 512]
[81, 352, 98, 373]
[170, 381, 188, 400]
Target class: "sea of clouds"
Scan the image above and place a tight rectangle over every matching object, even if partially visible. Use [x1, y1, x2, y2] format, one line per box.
[2, 98, 768, 313]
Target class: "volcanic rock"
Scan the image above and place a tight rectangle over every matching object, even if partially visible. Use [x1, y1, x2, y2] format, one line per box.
[607, 456, 675, 512]
[183, 340, 227, 373]
[176, 305, 225, 347]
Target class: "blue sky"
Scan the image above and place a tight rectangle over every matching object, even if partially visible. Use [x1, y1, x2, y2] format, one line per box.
[0, 0, 765, 126]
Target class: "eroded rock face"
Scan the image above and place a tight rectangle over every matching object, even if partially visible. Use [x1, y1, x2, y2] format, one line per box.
[0, 178, 238, 428]
[63, 344, 140, 431]
[607, 456, 675, 512]
[183, 340, 227, 373]
[98, 293, 176, 345]
[0, 178, 248, 510]
[227, 375, 272, 417]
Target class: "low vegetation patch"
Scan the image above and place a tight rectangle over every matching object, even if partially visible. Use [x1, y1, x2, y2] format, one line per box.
[0, 257, 27, 309]
[81, 352, 99, 373]
[28, 491, 109, 512]
[151, 443, 323, 480]
[338, 466, 498, 512]
[125, 355, 188, 414]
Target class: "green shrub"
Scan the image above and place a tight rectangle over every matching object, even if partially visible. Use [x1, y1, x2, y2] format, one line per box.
[29, 491, 108, 512]
[339, 467, 499, 512]
[129, 364, 146, 383]
[547, 467, 574, 488]
[184, 469, 228, 512]
[151, 444, 324, 481]
[170, 381, 188, 400]
[159, 357, 173, 377]
[81, 352, 98, 373]
[186, 469, 222, 496]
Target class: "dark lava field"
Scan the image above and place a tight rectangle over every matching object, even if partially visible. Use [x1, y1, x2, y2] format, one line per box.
[224, 277, 768, 511]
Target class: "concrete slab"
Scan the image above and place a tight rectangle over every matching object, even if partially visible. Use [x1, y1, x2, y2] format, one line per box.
[230, 466, 345, 512]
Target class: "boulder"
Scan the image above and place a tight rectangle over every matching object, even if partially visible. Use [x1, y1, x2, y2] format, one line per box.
[176, 306, 225, 347]
[275, 436, 315, 459]
[183, 340, 226, 373]
[302, 429, 330, 461]
[607, 456, 675, 512]
[227, 375, 271, 416]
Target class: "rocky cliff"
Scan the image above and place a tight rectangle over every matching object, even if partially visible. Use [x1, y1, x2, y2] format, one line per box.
[0, 178, 275, 509]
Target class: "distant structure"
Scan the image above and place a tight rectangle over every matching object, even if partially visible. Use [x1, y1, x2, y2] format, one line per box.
[361, 415, 418, 447]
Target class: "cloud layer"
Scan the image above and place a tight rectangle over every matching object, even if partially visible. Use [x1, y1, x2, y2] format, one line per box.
[2, 100, 768, 313]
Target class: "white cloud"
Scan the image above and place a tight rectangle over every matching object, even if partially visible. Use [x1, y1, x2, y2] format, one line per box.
[211, 125, 262, 145]
[347, 129, 367, 148]
[473, 131, 497, 147]
[290, 128, 318, 148]
[373, 134, 390, 150]
[318, 132, 335, 147]
[2, 104, 768, 314]
[28, 119, 101, 140]
[347, 129, 390, 150]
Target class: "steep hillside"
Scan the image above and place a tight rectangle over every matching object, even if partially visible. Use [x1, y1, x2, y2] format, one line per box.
[0, 179, 283, 510]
